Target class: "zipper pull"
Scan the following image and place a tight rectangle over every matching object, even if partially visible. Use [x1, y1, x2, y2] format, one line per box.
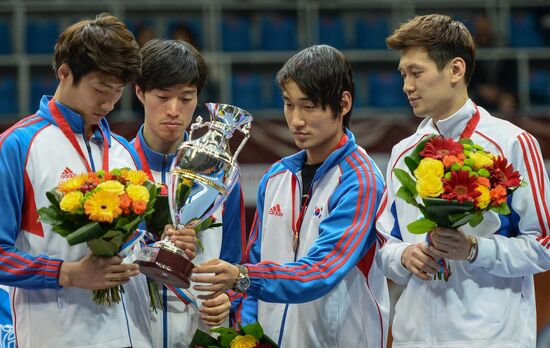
[293, 233, 299, 252]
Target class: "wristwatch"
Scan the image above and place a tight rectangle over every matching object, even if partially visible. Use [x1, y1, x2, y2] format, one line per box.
[232, 264, 250, 293]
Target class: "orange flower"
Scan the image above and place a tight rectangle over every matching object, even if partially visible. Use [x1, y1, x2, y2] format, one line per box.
[442, 155, 462, 169]
[132, 200, 147, 214]
[490, 184, 508, 206]
[119, 193, 132, 214]
[84, 190, 122, 223]
[477, 176, 491, 187]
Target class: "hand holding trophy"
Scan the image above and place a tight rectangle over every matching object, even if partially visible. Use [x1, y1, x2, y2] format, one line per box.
[135, 103, 252, 288]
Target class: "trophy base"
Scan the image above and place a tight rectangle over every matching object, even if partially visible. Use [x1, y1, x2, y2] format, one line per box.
[135, 246, 194, 288]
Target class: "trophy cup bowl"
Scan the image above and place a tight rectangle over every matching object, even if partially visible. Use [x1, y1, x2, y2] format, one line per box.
[135, 103, 252, 288]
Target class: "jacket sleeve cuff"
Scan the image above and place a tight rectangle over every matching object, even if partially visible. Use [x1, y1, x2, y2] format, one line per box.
[48, 257, 64, 288]
[244, 264, 262, 296]
[472, 236, 496, 269]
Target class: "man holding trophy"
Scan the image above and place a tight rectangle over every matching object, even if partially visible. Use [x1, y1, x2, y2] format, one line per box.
[192, 45, 390, 347]
[131, 39, 247, 348]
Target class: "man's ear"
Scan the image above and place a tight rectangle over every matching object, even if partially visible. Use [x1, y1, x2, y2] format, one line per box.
[57, 63, 72, 82]
[341, 90, 352, 116]
[449, 57, 466, 84]
[135, 84, 146, 104]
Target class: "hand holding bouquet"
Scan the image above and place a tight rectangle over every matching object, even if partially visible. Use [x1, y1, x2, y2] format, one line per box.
[394, 135, 525, 279]
[37, 168, 159, 304]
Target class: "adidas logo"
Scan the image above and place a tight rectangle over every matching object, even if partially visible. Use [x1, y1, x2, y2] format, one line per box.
[60, 167, 76, 179]
[268, 204, 283, 217]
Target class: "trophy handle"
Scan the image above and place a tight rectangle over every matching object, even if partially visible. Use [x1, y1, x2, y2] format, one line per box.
[189, 116, 211, 140]
[232, 122, 251, 163]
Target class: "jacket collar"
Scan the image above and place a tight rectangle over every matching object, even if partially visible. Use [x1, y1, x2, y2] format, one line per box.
[134, 124, 187, 172]
[36, 95, 112, 145]
[281, 128, 357, 176]
[417, 98, 475, 139]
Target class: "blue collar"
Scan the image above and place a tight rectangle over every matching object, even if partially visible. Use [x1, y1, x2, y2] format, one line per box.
[36, 95, 112, 145]
[281, 128, 357, 175]
[134, 124, 186, 172]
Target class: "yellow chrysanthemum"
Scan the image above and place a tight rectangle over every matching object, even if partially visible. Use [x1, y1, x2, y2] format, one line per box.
[230, 335, 258, 348]
[97, 180, 125, 195]
[414, 158, 445, 180]
[125, 184, 150, 203]
[57, 174, 87, 193]
[124, 170, 149, 186]
[469, 151, 494, 171]
[84, 190, 122, 223]
[416, 174, 444, 198]
[59, 191, 84, 214]
[475, 184, 491, 209]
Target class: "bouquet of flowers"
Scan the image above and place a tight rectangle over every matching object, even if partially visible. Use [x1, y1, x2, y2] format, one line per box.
[394, 135, 525, 279]
[37, 168, 159, 305]
[189, 322, 278, 348]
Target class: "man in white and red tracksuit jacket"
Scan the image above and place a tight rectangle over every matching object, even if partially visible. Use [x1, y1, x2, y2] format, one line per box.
[377, 14, 550, 348]
[0, 14, 153, 348]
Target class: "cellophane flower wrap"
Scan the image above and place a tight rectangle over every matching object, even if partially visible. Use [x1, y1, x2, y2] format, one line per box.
[394, 135, 526, 280]
[189, 322, 278, 348]
[37, 168, 159, 305]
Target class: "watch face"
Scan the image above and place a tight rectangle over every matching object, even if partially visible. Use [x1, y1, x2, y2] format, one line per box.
[236, 277, 250, 293]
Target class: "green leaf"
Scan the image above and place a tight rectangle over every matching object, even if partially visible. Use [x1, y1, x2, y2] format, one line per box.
[422, 198, 474, 228]
[210, 327, 237, 336]
[37, 206, 64, 226]
[396, 186, 418, 206]
[469, 211, 484, 227]
[404, 156, 419, 176]
[189, 329, 219, 347]
[219, 333, 238, 347]
[121, 216, 143, 234]
[407, 218, 437, 234]
[87, 238, 118, 256]
[459, 138, 474, 146]
[490, 203, 511, 215]
[409, 134, 436, 162]
[66, 222, 105, 246]
[449, 212, 474, 228]
[393, 168, 417, 196]
[51, 225, 74, 237]
[243, 322, 264, 340]
[45, 189, 63, 209]
[145, 194, 172, 237]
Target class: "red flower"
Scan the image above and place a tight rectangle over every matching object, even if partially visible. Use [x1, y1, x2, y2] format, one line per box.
[255, 343, 273, 348]
[420, 136, 464, 160]
[491, 156, 521, 188]
[442, 170, 481, 203]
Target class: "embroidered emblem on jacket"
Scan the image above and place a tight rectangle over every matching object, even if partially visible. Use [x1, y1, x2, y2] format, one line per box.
[268, 204, 283, 216]
[60, 167, 76, 179]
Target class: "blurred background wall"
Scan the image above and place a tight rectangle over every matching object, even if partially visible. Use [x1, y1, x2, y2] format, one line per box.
[0, 0, 549, 346]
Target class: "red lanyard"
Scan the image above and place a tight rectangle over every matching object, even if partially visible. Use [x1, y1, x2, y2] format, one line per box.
[458, 105, 480, 140]
[48, 99, 109, 173]
[292, 133, 349, 252]
[133, 135, 155, 182]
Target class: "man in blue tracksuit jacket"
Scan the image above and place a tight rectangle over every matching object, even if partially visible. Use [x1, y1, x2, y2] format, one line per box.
[192, 45, 390, 348]
[131, 38, 247, 348]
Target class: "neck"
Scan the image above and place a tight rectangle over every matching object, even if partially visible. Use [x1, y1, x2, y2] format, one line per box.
[53, 89, 93, 138]
[142, 127, 181, 154]
[306, 130, 344, 165]
[430, 91, 469, 123]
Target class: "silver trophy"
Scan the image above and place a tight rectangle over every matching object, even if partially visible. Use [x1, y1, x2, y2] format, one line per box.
[135, 103, 252, 288]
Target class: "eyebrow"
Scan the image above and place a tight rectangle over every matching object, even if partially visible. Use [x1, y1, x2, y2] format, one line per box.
[398, 63, 423, 71]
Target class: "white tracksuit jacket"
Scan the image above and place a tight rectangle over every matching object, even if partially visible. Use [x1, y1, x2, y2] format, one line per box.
[377, 99, 550, 348]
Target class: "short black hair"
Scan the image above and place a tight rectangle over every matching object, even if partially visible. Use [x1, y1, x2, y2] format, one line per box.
[136, 39, 207, 94]
[276, 45, 354, 129]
